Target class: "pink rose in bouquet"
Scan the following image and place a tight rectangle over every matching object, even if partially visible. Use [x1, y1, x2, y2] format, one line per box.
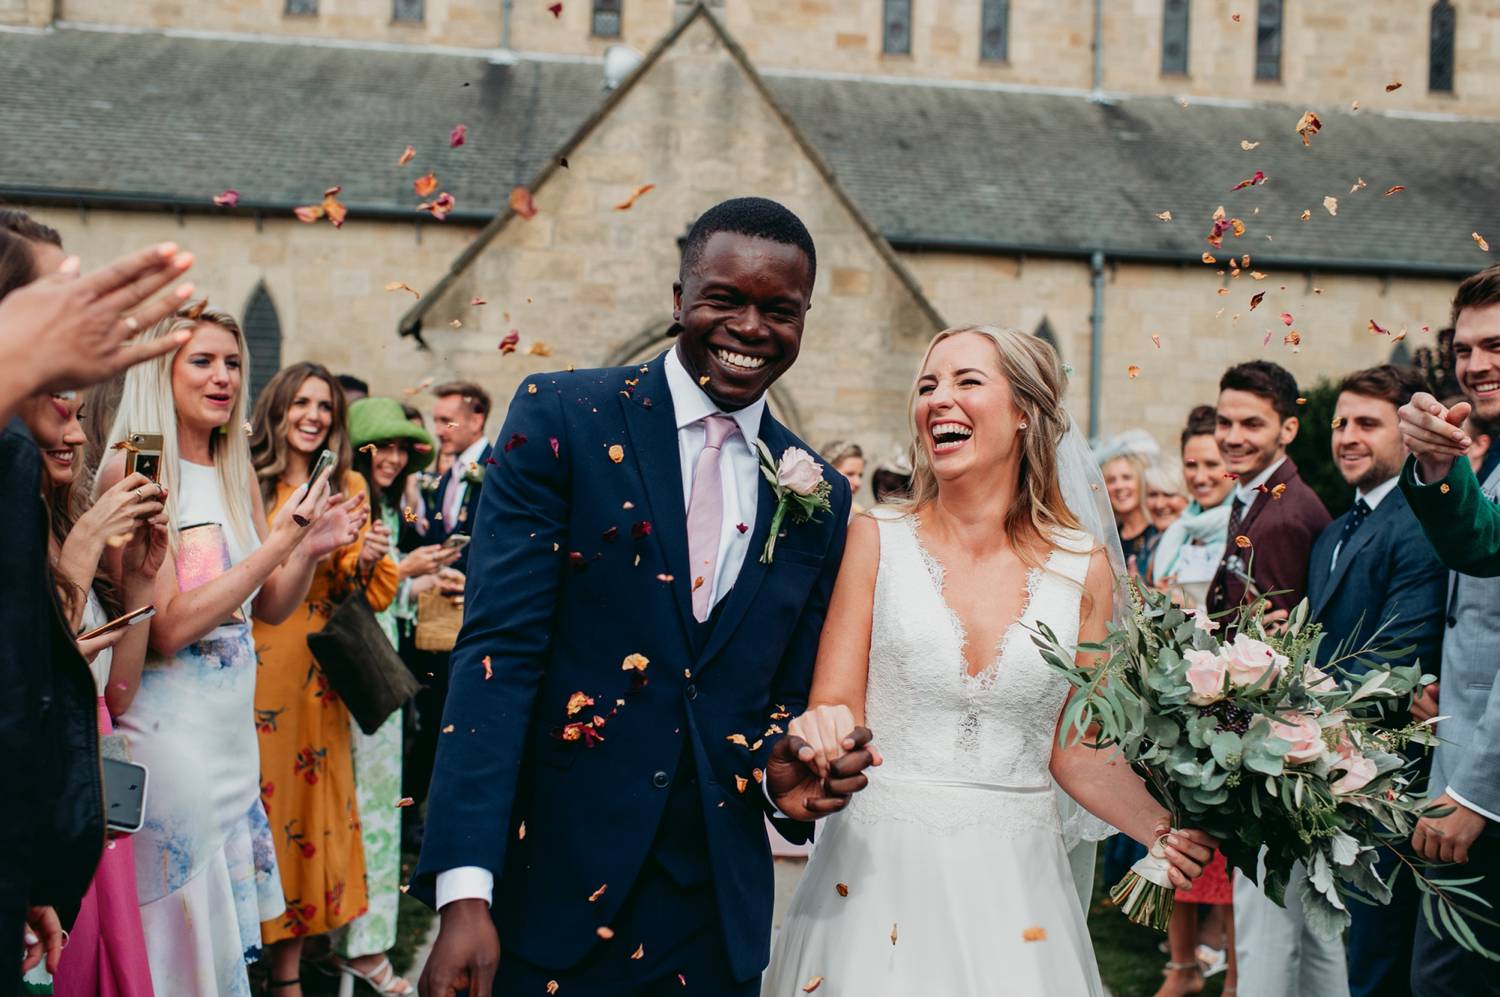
[1330, 754, 1379, 795]
[1183, 648, 1228, 705]
[1225, 633, 1287, 688]
[1269, 712, 1325, 764]
[1302, 662, 1339, 693]
[776, 447, 824, 496]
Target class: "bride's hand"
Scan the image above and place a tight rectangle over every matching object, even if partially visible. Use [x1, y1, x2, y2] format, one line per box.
[787, 704, 858, 779]
[1152, 821, 1218, 890]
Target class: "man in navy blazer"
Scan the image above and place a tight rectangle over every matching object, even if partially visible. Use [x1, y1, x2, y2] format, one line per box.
[1306, 366, 1447, 997]
[412, 198, 876, 996]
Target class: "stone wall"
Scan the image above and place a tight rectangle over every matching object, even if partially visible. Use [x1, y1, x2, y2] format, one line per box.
[45, 0, 1500, 118]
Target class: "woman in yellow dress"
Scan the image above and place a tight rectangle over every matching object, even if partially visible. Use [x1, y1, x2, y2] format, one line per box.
[249, 363, 399, 996]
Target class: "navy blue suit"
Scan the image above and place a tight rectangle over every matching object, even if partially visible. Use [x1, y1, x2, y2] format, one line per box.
[411, 354, 850, 989]
[414, 440, 492, 574]
[1307, 486, 1446, 997]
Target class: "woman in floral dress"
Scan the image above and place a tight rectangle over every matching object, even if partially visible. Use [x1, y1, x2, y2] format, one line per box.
[250, 364, 398, 996]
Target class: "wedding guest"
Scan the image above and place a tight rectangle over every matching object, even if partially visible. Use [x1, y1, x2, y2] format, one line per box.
[1395, 263, 1500, 994]
[0, 216, 191, 984]
[1101, 448, 1157, 577]
[869, 448, 912, 503]
[336, 374, 369, 403]
[1144, 458, 1188, 532]
[20, 387, 162, 997]
[1152, 407, 1238, 997]
[819, 440, 866, 515]
[1206, 361, 1332, 997]
[1445, 395, 1497, 478]
[1298, 365, 1447, 997]
[99, 305, 357, 996]
[403, 382, 489, 846]
[1206, 360, 1330, 619]
[249, 363, 395, 994]
[339, 397, 457, 995]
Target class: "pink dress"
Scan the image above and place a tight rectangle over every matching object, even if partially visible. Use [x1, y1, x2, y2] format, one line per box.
[53, 597, 154, 997]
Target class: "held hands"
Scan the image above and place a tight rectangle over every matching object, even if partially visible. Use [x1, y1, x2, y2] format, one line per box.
[768, 704, 883, 822]
[1399, 391, 1473, 483]
[420, 898, 500, 997]
[1413, 792, 1487, 864]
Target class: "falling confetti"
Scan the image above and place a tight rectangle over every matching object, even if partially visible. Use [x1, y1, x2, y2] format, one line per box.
[1384, 185, 1406, 196]
[1230, 170, 1267, 191]
[588, 884, 607, 902]
[395, 797, 414, 808]
[212, 189, 240, 208]
[1151, 334, 1162, 349]
[802, 978, 823, 994]
[1295, 111, 1322, 147]
[1475, 232, 1491, 252]
[836, 883, 850, 897]
[510, 186, 538, 219]
[1322, 196, 1338, 216]
[1368, 319, 1389, 335]
[527, 341, 553, 357]
[384, 281, 421, 298]
[614, 183, 656, 211]
[416, 192, 455, 220]
[1239, 139, 1260, 151]
[1249, 291, 1265, 310]
[1300, 209, 1311, 221]
[546, 982, 559, 995]
[449, 123, 467, 147]
[1127, 364, 1141, 379]
[294, 186, 348, 228]
[1284, 330, 1301, 346]
[1023, 926, 1048, 942]
[596, 926, 613, 939]
[1234, 535, 1252, 549]
[471, 296, 488, 306]
[414, 171, 438, 197]
[608, 444, 625, 463]
[891, 923, 899, 945]
[1280, 312, 1294, 326]
[548, 2, 563, 15]
[1349, 177, 1367, 193]
[499, 330, 520, 353]
[397, 145, 416, 166]
[621, 653, 648, 672]
[1386, 81, 1403, 92]
[1156, 210, 1173, 222]
[630, 944, 644, 960]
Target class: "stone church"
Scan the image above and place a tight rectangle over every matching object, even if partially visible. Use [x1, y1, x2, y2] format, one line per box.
[3, 0, 1498, 488]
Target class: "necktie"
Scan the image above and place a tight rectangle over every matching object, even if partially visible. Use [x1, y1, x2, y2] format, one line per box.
[1332, 498, 1372, 569]
[687, 415, 738, 623]
[443, 463, 465, 531]
[1227, 496, 1246, 539]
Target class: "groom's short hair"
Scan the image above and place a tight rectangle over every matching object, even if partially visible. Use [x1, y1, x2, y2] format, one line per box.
[679, 197, 817, 291]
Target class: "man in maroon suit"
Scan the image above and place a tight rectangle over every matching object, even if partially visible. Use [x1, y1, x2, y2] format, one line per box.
[1207, 360, 1331, 619]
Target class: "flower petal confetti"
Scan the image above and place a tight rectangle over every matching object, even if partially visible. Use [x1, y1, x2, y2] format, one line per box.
[1475, 232, 1491, 252]
[608, 444, 624, 464]
[1368, 319, 1389, 335]
[499, 330, 520, 353]
[622, 653, 649, 672]
[1349, 177, 1367, 194]
[395, 797, 414, 807]
[614, 183, 656, 211]
[726, 733, 749, 747]
[630, 944, 644, 960]
[1383, 185, 1406, 197]
[836, 883, 849, 897]
[1234, 535, 1252, 549]
[1023, 926, 1048, 942]
[1300, 209, 1311, 221]
[510, 186, 538, 219]
[449, 123, 467, 148]
[417, 192, 455, 220]
[384, 281, 421, 298]
[1385, 80, 1403, 92]
[596, 926, 614, 939]
[802, 978, 823, 994]
[891, 922, 898, 945]
[1295, 111, 1322, 147]
[1323, 196, 1338, 216]
[527, 341, 553, 357]
[414, 171, 438, 197]
[1240, 139, 1260, 151]
[213, 189, 240, 208]
[588, 884, 607, 902]
[504, 433, 527, 452]
[546, 981, 559, 995]
[1249, 291, 1265, 310]
[1127, 364, 1141, 379]
[398, 145, 416, 166]
[548, 2, 563, 16]
[483, 655, 493, 680]
[1230, 170, 1266, 192]
[1156, 210, 1173, 222]
[1280, 311, 1294, 326]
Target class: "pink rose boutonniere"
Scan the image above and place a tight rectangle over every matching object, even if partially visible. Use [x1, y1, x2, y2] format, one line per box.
[754, 442, 833, 564]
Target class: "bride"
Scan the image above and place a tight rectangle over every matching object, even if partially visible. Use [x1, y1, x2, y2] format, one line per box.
[762, 326, 1215, 996]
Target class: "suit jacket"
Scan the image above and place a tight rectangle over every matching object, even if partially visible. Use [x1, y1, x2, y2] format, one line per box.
[414, 441, 492, 573]
[410, 356, 851, 980]
[1207, 457, 1331, 616]
[1399, 455, 1500, 577]
[1306, 486, 1446, 679]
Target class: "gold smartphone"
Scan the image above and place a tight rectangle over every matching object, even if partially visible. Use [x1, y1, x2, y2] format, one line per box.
[124, 433, 164, 483]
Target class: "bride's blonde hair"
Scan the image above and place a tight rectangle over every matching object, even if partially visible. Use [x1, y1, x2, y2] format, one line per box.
[896, 324, 1086, 573]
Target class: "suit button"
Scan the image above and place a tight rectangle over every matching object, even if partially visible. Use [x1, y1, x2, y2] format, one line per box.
[652, 771, 670, 789]
[685, 684, 697, 701]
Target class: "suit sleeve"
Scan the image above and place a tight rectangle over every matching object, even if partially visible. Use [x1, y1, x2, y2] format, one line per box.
[409, 380, 569, 906]
[754, 475, 852, 842]
[1399, 455, 1500, 577]
[1448, 677, 1500, 818]
[1371, 517, 1448, 676]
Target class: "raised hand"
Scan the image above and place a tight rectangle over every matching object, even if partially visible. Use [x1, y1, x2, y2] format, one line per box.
[303, 491, 367, 562]
[359, 518, 392, 571]
[768, 720, 881, 822]
[1399, 390, 1472, 483]
[420, 899, 500, 997]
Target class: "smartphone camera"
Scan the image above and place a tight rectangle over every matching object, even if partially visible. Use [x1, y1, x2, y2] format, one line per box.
[125, 433, 164, 484]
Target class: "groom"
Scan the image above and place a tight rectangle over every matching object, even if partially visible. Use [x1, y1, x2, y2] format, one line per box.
[413, 197, 876, 996]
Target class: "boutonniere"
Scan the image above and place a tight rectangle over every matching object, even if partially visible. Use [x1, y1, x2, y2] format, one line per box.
[754, 442, 833, 564]
[462, 461, 485, 487]
[416, 471, 441, 497]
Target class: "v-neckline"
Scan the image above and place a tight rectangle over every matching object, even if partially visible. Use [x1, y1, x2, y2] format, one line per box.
[907, 515, 1050, 686]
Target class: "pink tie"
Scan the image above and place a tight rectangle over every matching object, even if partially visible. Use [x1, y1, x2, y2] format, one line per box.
[687, 415, 738, 623]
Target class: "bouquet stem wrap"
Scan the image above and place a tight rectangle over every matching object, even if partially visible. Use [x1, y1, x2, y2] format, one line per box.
[1110, 836, 1176, 932]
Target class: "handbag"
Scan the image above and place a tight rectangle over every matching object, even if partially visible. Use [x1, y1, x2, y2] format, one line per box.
[307, 585, 420, 736]
[414, 588, 465, 653]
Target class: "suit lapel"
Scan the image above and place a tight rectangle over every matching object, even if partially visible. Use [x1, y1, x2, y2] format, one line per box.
[1214, 457, 1299, 593]
[1316, 494, 1398, 616]
[694, 413, 781, 670]
[618, 357, 697, 644]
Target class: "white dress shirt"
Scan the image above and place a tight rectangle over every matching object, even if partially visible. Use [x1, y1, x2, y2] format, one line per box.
[441, 436, 490, 530]
[435, 346, 768, 910]
[1231, 455, 1287, 517]
[1329, 475, 1399, 568]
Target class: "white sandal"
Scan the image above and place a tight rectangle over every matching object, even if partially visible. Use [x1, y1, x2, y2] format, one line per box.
[336, 956, 413, 997]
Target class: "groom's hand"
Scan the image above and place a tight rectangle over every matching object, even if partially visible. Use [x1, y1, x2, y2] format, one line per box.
[769, 722, 881, 822]
[420, 899, 500, 997]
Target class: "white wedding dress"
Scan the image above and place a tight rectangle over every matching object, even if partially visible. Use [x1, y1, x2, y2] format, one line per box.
[763, 511, 1106, 996]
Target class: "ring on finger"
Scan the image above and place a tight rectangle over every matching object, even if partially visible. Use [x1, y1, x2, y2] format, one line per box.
[123, 316, 139, 332]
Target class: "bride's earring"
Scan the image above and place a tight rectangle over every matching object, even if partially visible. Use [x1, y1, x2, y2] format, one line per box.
[1018, 421, 1028, 431]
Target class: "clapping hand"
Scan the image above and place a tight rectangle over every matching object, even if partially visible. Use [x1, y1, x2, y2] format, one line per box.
[358, 518, 392, 571]
[304, 491, 368, 561]
[768, 703, 882, 822]
[1399, 391, 1472, 482]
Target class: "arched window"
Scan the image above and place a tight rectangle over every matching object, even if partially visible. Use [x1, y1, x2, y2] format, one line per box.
[1255, 0, 1283, 81]
[980, 0, 1009, 63]
[1162, 0, 1190, 75]
[1430, 1, 1456, 93]
[883, 0, 912, 55]
[1034, 317, 1061, 359]
[242, 282, 283, 405]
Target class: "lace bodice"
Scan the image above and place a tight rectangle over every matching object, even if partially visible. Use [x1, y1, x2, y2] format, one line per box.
[847, 511, 1094, 835]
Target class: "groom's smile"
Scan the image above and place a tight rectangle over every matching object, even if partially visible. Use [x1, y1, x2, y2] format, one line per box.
[673, 230, 812, 412]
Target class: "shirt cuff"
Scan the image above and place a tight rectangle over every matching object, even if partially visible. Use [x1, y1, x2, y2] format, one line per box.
[435, 866, 494, 909]
[762, 777, 788, 819]
[1445, 786, 1500, 825]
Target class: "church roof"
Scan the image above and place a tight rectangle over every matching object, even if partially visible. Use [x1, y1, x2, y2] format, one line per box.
[4, 11, 1497, 277]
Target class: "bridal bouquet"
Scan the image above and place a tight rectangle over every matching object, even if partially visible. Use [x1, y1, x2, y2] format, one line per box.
[1033, 584, 1495, 958]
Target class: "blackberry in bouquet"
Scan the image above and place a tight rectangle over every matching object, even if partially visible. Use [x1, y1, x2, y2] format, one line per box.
[1033, 581, 1496, 958]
